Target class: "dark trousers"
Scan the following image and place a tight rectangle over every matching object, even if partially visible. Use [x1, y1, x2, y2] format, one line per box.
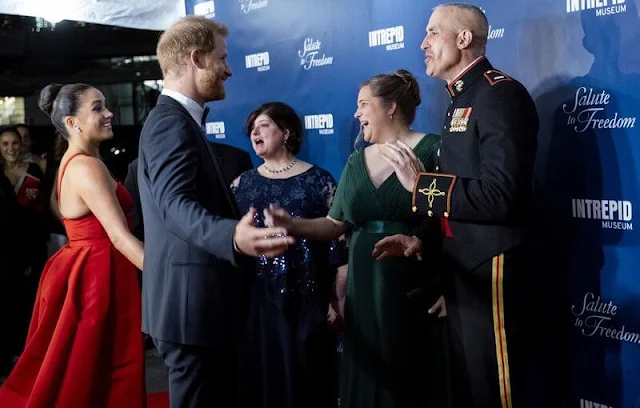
[444, 244, 532, 408]
[153, 338, 238, 408]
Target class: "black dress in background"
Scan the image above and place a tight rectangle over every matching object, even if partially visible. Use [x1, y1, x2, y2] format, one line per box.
[232, 166, 342, 408]
[0, 174, 28, 377]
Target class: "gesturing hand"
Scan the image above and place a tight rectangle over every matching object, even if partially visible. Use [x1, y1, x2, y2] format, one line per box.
[372, 234, 423, 261]
[263, 204, 293, 230]
[379, 140, 425, 192]
[234, 207, 295, 258]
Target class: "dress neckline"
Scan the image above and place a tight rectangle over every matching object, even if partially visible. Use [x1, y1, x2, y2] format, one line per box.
[360, 134, 429, 192]
[255, 165, 316, 181]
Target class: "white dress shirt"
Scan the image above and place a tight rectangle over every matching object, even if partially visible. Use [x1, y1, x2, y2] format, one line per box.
[161, 88, 205, 126]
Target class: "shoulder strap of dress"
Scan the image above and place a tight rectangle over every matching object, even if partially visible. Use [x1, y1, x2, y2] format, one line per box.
[56, 153, 85, 202]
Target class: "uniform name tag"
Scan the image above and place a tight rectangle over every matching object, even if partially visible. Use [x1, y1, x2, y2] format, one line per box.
[449, 107, 472, 133]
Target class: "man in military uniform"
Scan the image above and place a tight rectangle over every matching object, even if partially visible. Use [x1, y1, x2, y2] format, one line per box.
[375, 3, 538, 408]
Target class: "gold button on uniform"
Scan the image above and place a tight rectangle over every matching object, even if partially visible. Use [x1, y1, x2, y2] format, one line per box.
[444, 212, 449, 218]
[427, 210, 433, 217]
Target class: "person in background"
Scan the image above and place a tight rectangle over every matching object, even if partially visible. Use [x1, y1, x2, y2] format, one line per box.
[0, 126, 48, 360]
[264, 70, 449, 408]
[211, 141, 253, 184]
[15, 124, 46, 175]
[0, 83, 146, 407]
[0, 173, 30, 384]
[232, 101, 343, 408]
[1, 127, 45, 216]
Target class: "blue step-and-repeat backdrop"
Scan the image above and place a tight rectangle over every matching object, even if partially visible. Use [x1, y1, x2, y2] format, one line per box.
[184, 0, 639, 406]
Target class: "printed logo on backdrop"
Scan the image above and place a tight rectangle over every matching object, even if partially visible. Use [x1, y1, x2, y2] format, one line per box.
[298, 38, 333, 70]
[479, 8, 505, 39]
[206, 121, 226, 139]
[369, 26, 405, 51]
[566, 0, 628, 16]
[304, 114, 334, 135]
[194, 1, 215, 18]
[239, 0, 268, 13]
[572, 198, 633, 230]
[580, 399, 613, 408]
[572, 292, 640, 344]
[245, 52, 270, 72]
[563, 87, 636, 133]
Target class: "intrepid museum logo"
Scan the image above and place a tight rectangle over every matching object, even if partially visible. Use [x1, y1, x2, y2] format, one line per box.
[566, 0, 628, 16]
[368, 26, 405, 51]
[571, 198, 633, 230]
[304, 114, 334, 135]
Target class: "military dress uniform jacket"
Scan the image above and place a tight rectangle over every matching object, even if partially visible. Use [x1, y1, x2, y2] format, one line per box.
[412, 57, 539, 270]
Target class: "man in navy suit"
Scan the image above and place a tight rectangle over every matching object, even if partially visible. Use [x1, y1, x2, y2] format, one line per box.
[137, 16, 294, 408]
[125, 144, 253, 242]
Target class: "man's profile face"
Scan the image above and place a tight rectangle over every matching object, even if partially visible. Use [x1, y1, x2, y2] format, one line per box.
[421, 7, 462, 82]
[196, 35, 233, 102]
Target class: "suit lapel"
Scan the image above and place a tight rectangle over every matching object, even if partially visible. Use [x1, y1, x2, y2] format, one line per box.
[200, 135, 241, 218]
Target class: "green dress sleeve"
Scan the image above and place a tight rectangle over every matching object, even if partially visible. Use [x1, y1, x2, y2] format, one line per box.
[327, 154, 354, 222]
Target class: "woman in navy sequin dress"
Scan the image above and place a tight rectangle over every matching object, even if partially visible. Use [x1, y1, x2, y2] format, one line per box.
[232, 102, 342, 408]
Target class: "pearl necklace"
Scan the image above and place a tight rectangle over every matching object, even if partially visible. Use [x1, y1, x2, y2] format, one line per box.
[263, 157, 297, 174]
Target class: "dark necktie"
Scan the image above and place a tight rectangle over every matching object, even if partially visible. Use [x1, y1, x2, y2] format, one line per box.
[201, 106, 210, 129]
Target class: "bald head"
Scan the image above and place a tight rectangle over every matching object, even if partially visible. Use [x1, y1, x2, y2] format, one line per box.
[434, 3, 488, 55]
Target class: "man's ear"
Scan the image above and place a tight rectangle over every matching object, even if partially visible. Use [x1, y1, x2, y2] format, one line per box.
[189, 49, 205, 69]
[457, 30, 473, 50]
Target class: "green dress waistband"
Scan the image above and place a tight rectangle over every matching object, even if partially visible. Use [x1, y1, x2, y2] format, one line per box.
[354, 220, 411, 234]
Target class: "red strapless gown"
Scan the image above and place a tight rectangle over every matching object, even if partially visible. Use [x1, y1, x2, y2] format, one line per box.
[0, 156, 145, 407]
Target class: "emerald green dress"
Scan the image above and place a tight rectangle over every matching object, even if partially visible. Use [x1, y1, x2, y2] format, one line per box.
[329, 134, 450, 408]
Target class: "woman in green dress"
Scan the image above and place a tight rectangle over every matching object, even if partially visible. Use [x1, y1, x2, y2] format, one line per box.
[264, 69, 450, 408]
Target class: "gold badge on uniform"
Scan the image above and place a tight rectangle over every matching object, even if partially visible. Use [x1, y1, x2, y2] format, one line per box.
[449, 107, 472, 133]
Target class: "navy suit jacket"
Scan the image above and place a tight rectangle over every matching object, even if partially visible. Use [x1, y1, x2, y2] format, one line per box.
[138, 95, 245, 347]
[125, 144, 252, 242]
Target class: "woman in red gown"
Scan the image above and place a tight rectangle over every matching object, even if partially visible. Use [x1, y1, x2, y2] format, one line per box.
[0, 83, 145, 407]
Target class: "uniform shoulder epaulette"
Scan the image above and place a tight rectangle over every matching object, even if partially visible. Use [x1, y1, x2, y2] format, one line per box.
[484, 69, 511, 86]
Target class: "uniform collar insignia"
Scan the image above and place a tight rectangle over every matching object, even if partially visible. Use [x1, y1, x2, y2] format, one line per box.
[446, 57, 492, 97]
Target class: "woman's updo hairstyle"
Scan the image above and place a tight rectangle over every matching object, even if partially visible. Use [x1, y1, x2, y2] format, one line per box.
[361, 69, 421, 125]
[38, 83, 93, 140]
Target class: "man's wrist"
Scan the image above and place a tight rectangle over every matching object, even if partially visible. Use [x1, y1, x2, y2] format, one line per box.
[233, 236, 243, 254]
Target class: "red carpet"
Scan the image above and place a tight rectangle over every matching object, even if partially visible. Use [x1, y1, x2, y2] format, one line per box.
[147, 392, 169, 408]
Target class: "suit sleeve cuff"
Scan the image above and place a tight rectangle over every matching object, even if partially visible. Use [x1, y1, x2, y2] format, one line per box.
[412, 172, 457, 218]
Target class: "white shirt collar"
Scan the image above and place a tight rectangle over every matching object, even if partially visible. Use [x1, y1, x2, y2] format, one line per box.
[448, 56, 485, 85]
[161, 88, 205, 126]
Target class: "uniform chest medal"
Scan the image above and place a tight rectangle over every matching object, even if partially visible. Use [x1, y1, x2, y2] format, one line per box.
[449, 107, 472, 133]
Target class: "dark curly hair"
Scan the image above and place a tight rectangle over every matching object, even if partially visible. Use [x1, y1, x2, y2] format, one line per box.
[244, 102, 303, 155]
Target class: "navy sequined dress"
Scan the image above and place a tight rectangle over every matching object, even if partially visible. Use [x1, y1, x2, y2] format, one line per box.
[232, 166, 342, 408]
